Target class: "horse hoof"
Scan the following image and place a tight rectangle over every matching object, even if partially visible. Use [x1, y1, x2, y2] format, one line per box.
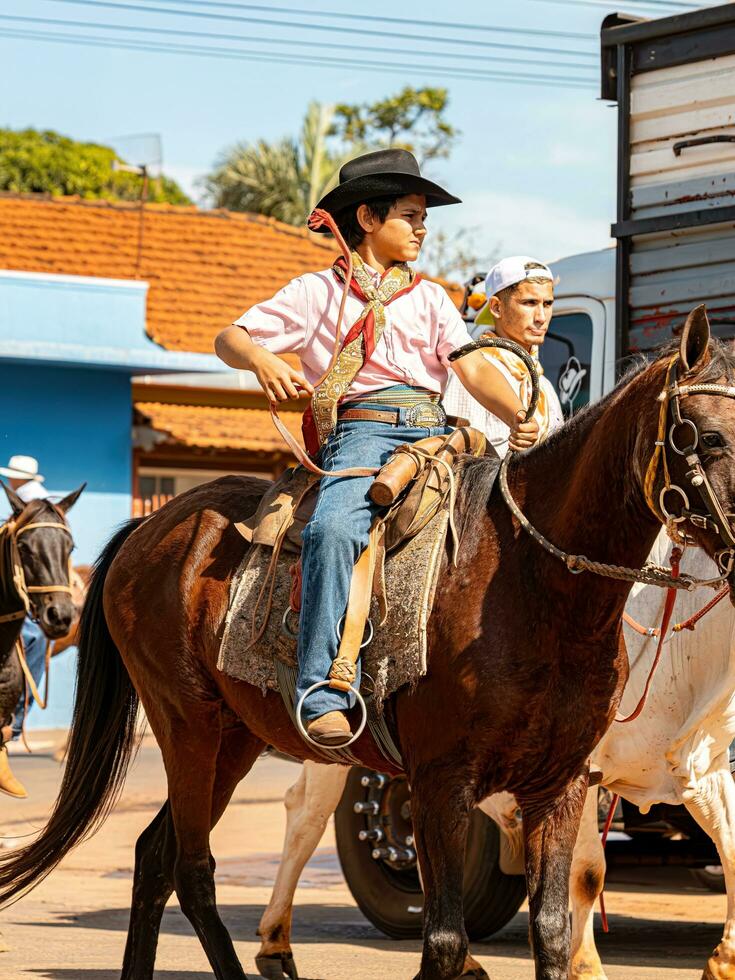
[255, 951, 299, 979]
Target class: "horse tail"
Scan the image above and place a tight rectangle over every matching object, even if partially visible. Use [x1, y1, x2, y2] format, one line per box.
[0, 518, 143, 907]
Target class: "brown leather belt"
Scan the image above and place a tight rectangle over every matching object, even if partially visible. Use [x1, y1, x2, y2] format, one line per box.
[338, 407, 469, 428]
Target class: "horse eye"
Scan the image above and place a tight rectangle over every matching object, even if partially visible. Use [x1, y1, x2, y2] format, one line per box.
[701, 431, 725, 449]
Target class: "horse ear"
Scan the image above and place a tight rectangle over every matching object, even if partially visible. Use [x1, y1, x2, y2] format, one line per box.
[56, 482, 86, 514]
[679, 304, 711, 373]
[2, 481, 25, 516]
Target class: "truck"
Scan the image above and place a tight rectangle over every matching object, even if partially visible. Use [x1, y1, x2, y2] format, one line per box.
[334, 2, 735, 939]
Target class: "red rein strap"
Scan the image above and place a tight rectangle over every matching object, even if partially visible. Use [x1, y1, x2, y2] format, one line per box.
[673, 584, 729, 632]
[598, 791, 620, 933]
[602, 551, 721, 929]
[308, 208, 354, 384]
[622, 612, 660, 638]
[268, 406, 377, 478]
[622, 579, 729, 639]
[615, 547, 682, 724]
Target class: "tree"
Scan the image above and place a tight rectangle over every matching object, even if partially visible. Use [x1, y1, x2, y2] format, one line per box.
[419, 226, 500, 284]
[0, 128, 191, 204]
[331, 87, 458, 163]
[204, 102, 352, 225]
[205, 87, 458, 223]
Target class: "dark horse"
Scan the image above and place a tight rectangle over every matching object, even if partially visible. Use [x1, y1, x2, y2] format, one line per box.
[1, 312, 735, 980]
[0, 484, 83, 749]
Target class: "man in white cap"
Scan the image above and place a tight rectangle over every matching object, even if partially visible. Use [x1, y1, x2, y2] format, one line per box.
[444, 256, 564, 456]
[0, 454, 48, 503]
[0, 456, 51, 784]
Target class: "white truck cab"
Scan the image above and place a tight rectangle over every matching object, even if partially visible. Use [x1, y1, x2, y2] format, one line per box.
[541, 247, 615, 416]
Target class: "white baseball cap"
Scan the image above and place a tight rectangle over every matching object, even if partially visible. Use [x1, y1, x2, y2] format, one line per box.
[476, 256, 553, 326]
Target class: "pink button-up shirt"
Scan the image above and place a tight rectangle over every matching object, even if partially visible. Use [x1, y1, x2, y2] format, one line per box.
[234, 266, 473, 401]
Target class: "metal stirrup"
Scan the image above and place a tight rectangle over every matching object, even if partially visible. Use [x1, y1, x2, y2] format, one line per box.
[295, 681, 368, 749]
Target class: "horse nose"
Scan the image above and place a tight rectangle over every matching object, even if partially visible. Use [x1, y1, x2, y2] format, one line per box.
[45, 603, 72, 633]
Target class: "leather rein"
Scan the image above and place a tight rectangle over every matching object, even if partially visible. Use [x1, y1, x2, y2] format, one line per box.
[450, 339, 735, 725]
[450, 340, 735, 593]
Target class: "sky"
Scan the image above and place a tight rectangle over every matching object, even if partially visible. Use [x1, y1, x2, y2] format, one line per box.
[0, 0, 706, 270]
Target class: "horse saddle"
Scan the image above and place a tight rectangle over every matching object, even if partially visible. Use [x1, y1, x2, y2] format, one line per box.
[235, 426, 487, 555]
[234, 426, 488, 692]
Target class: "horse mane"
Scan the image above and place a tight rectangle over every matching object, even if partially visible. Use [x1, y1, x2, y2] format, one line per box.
[456, 337, 735, 538]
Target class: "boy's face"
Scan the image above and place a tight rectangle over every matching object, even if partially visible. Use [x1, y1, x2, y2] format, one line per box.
[358, 193, 428, 264]
[489, 281, 554, 351]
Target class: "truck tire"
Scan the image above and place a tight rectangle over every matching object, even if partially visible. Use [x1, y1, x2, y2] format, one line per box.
[691, 865, 727, 893]
[335, 767, 526, 941]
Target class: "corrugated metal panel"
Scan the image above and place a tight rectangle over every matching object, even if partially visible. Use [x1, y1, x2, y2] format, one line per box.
[627, 221, 735, 352]
[631, 172, 735, 220]
[630, 53, 735, 192]
[625, 49, 735, 354]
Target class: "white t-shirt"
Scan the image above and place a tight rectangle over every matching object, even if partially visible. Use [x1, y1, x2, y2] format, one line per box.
[444, 356, 564, 458]
[16, 480, 49, 503]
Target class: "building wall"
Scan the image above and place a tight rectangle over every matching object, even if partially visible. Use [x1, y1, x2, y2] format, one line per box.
[0, 362, 132, 729]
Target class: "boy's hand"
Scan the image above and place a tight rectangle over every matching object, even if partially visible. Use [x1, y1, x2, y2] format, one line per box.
[252, 349, 314, 403]
[508, 411, 540, 452]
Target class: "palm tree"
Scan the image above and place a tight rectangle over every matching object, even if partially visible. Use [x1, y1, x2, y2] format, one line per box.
[205, 102, 356, 225]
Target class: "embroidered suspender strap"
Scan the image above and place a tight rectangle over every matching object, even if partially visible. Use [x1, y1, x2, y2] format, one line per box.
[267, 207, 393, 477]
[308, 253, 420, 450]
[304, 208, 422, 454]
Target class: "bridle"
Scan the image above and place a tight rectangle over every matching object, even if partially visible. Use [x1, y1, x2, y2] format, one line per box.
[449, 339, 734, 592]
[645, 353, 735, 572]
[0, 502, 74, 625]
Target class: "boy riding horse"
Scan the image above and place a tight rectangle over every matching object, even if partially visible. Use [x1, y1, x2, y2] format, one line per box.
[216, 149, 540, 746]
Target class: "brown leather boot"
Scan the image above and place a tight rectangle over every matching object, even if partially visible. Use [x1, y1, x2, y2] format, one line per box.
[306, 710, 352, 746]
[0, 745, 27, 799]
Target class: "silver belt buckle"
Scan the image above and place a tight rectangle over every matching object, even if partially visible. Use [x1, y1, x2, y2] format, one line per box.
[405, 403, 447, 428]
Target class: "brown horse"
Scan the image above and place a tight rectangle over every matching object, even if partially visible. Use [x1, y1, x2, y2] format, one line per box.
[1, 311, 735, 980]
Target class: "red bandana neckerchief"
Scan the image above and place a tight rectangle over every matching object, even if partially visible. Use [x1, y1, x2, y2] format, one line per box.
[301, 249, 421, 456]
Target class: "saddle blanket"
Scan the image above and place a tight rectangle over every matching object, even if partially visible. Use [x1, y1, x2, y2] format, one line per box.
[217, 509, 449, 707]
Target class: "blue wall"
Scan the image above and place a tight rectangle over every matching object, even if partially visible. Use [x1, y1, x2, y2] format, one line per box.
[0, 363, 133, 557]
[0, 268, 220, 731]
[0, 363, 133, 729]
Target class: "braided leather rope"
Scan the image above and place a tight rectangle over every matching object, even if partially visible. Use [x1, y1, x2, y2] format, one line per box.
[449, 338, 726, 592]
[499, 452, 722, 591]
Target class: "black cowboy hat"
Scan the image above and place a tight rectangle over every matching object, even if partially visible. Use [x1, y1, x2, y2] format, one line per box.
[312, 148, 461, 229]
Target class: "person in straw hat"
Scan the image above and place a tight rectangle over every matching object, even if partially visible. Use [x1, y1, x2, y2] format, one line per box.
[0, 454, 49, 503]
[216, 148, 541, 746]
[0, 455, 51, 796]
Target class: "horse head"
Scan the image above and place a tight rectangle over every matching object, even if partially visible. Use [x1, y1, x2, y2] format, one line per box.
[644, 306, 735, 597]
[2, 483, 85, 638]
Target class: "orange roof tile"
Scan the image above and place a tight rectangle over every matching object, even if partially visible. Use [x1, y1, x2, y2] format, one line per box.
[135, 401, 303, 453]
[0, 194, 336, 355]
[0, 194, 464, 356]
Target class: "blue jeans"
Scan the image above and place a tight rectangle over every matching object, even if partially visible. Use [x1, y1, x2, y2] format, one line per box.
[12, 618, 46, 738]
[297, 411, 451, 721]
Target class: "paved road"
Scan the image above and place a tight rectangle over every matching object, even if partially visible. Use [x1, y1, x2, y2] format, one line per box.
[0, 731, 728, 978]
